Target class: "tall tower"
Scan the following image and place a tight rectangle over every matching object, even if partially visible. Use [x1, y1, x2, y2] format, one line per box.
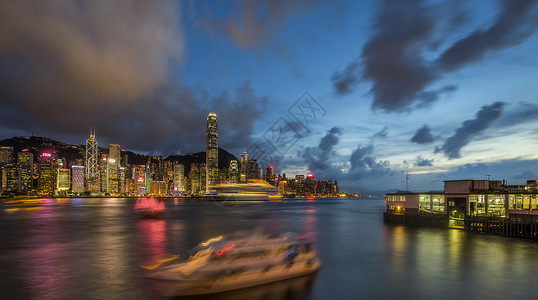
[85, 127, 99, 194]
[240, 150, 249, 182]
[38, 153, 54, 196]
[206, 112, 218, 193]
[108, 144, 120, 194]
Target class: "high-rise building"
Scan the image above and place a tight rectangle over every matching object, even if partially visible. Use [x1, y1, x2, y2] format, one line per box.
[85, 127, 99, 194]
[134, 165, 146, 195]
[99, 154, 108, 193]
[56, 168, 71, 193]
[190, 163, 206, 195]
[17, 150, 33, 193]
[108, 144, 120, 193]
[173, 164, 185, 192]
[240, 151, 249, 182]
[229, 160, 239, 183]
[265, 165, 276, 185]
[1, 163, 20, 193]
[119, 167, 126, 194]
[0, 146, 13, 165]
[38, 153, 54, 196]
[206, 112, 218, 192]
[71, 166, 84, 194]
[246, 159, 260, 180]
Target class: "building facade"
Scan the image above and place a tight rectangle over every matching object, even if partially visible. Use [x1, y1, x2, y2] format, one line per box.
[206, 112, 218, 192]
[71, 165, 85, 194]
[85, 127, 100, 194]
[38, 153, 54, 196]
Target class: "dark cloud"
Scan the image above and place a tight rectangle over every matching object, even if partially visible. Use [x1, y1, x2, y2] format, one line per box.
[445, 163, 489, 179]
[331, 61, 360, 95]
[202, 0, 321, 49]
[332, 0, 538, 112]
[411, 124, 434, 144]
[0, 1, 266, 157]
[300, 128, 392, 193]
[436, 102, 504, 159]
[495, 101, 538, 128]
[438, 0, 538, 71]
[303, 127, 342, 174]
[414, 156, 433, 167]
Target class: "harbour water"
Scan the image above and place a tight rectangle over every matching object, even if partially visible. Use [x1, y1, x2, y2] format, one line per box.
[1, 197, 538, 299]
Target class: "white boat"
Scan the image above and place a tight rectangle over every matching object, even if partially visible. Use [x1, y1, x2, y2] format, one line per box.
[207, 179, 281, 201]
[148, 232, 321, 296]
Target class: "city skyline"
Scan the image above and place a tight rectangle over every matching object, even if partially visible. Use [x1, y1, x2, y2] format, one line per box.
[1, 1, 538, 193]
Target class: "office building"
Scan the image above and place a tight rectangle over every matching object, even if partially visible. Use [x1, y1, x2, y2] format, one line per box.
[206, 112, 218, 192]
[108, 144, 120, 193]
[17, 150, 33, 193]
[0, 146, 13, 165]
[85, 127, 100, 194]
[71, 165, 84, 194]
[57, 168, 71, 194]
[240, 150, 248, 182]
[38, 153, 54, 196]
[173, 164, 185, 192]
[229, 160, 239, 183]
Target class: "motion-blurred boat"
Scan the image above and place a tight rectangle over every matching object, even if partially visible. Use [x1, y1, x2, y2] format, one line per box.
[208, 179, 280, 201]
[134, 196, 165, 218]
[148, 231, 321, 296]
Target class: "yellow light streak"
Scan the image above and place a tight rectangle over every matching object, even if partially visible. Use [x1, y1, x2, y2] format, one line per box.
[201, 235, 223, 246]
[140, 254, 180, 270]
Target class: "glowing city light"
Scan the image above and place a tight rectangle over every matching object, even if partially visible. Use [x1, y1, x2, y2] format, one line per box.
[41, 153, 51, 157]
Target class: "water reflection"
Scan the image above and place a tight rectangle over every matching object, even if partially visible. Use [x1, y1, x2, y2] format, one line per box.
[21, 206, 70, 299]
[137, 219, 169, 265]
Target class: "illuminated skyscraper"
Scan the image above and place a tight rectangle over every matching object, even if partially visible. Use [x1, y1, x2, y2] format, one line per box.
[85, 127, 99, 194]
[206, 112, 218, 192]
[71, 165, 84, 194]
[108, 144, 120, 193]
[17, 150, 33, 193]
[38, 153, 54, 196]
[229, 160, 239, 183]
[56, 168, 71, 194]
[240, 150, 249, 182]
[0, 146, 13, 165]
[173, 164, 185, 192]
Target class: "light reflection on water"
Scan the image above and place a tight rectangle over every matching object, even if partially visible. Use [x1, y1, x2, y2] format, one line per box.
[2, 198, 538, 299]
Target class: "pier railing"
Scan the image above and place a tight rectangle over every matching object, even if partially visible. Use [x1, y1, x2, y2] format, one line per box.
[384, 211, 538, 241]
[465, 217, 538, 240]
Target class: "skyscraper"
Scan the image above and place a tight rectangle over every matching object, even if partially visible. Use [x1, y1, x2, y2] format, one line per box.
[173, 163, 185, 192]
[85, 127, 99, 194]
[17, 150, 33, 193]
[108, 144, 120, 193]
[0, 146, 13, 165]
[229, 160, 239, 183]
[240, 150, 249, 182]
[71, 165, 85, 194]
[56, 168, 71, 194]
[206, 112, 218, 193]
[38, 153, 54, 196]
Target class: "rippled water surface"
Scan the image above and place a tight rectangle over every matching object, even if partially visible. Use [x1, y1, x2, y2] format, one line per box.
[1, 197, 538, 299]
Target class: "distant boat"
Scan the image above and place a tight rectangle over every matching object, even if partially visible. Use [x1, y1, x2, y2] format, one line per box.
[135, 196, 165, 218]
[209, 179, 280, 201]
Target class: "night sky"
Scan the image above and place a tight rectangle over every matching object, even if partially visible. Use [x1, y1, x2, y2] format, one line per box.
[1, 0, 537, 194]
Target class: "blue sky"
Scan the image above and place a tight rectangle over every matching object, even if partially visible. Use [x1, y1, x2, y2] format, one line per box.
[1, 0, 537, 194]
